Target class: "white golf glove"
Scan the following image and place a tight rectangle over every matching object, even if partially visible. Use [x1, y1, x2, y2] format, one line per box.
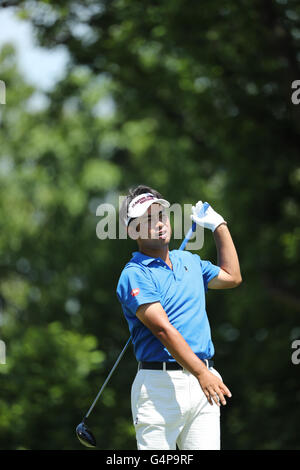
[191, 201, 227, 232]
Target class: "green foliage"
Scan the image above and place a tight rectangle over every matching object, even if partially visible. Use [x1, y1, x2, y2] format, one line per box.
[0, 0, 300, 449]
[0, 321, 104, 449]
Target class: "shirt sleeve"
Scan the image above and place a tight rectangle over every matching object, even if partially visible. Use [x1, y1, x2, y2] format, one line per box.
[116, 266, 161, 316]
[200, 259, 221, 291]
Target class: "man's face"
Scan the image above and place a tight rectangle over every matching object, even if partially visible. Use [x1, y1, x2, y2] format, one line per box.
[128, 203, 172, 247]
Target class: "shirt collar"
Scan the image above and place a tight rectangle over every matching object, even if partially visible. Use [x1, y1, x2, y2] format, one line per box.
[132, 251, 163, 266]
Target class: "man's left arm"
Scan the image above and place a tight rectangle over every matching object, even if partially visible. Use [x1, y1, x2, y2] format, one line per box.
[191, 201, 242, 290]
[208, 223, 242, 289]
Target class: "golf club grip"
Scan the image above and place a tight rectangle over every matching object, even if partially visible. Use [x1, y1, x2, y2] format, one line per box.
[83, 222, 196, 420]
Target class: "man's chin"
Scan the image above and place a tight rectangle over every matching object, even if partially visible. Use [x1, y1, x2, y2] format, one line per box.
[154, 232, 170, 243]
[140, 236, 170, 247]
[157, 236, 170, 247]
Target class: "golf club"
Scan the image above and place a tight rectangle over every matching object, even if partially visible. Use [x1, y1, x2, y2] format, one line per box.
[76, 221, 197, 448]
[76, 336, 132, 448]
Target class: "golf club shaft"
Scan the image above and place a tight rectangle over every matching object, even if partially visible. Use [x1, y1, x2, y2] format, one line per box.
[83, 222, 197, 420]
[179, 221, 196, 251]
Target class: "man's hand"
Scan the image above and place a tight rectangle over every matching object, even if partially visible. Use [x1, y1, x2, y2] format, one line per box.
[197, 368, 232, 407]
[191, 201, 227, 232]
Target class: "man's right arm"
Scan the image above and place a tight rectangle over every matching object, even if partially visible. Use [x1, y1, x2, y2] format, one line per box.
[136, 301, 232, 407]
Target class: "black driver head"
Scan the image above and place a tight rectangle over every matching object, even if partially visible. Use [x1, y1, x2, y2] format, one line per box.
[76, 421, 97, 448]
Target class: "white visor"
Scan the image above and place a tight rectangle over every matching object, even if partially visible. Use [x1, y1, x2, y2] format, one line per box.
[126, 193, 170, 226]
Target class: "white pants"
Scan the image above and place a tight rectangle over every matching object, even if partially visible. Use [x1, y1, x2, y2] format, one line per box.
[131, 366, 222, 450]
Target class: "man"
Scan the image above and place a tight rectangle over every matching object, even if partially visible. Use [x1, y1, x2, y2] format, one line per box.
[116, 185, 242, 450]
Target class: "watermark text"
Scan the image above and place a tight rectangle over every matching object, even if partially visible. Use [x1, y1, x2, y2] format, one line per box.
[291, 80, 300, 105]
[291, 339, 300, 365]
[0, 340, 6, 364]
[95, 198, 204, 250]
[0, 80, 6, 105]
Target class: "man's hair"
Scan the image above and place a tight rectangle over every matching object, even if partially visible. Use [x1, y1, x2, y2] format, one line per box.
[120, 185, 163, 226]
[126, 185, 163, 205]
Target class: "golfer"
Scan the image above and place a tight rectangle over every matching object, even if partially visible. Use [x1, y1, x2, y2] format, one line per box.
[116, 185, 242, 450]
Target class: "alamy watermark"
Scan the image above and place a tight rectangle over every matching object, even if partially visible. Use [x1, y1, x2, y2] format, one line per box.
[96, 197, 205, 250]
[291, 339, 300, 365]
[0, 80, 6, 105]
[291, 80, 300, 105]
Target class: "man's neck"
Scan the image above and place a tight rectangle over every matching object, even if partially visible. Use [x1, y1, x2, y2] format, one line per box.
[139, 244, 173, 270]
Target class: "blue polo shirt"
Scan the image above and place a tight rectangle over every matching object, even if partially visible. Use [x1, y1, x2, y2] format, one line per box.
[116, 249, 220, 362]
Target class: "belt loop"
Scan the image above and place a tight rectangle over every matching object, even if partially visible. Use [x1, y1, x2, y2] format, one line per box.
[163, 362, 166, 371]
[205, 359, 209, 368]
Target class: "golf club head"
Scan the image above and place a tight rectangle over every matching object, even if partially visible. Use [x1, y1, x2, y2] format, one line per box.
[76, 421, 97, 448]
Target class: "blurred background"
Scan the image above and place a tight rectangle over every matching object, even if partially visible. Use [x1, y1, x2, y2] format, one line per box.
[0, 0, 299, 450]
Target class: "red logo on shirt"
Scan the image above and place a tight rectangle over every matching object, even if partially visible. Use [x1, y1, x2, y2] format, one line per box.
[131, 288, 140, 297]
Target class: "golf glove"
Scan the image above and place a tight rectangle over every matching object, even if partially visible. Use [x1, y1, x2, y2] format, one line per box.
[191, 201, 227, 232]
